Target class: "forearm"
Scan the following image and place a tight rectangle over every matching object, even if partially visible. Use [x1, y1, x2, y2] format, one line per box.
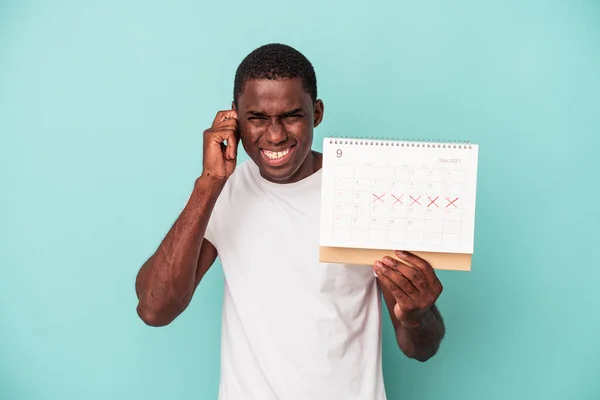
[135, 174, 225, 326]
[396, 305, 445, 362]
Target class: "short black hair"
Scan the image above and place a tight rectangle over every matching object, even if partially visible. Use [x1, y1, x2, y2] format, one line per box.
[233, 43, 317, 106]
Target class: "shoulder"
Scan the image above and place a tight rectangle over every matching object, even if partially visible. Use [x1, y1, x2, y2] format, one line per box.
[220, 160, 255, 193]
[206, 160, 256, 243]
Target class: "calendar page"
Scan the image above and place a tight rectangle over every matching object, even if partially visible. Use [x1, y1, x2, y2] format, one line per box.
[319, 138, 479, 254]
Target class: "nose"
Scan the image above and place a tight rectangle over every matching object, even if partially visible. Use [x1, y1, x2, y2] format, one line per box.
[265, 118, 287, 145]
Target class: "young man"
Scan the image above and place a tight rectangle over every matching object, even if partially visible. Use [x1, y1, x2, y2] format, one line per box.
[135, 43, 445, 399]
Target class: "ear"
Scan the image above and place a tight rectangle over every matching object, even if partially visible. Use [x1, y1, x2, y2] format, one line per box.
[313, 99, 324, 128]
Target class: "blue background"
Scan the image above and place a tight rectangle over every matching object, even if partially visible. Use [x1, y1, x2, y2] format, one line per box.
[1, 1, 599, 399]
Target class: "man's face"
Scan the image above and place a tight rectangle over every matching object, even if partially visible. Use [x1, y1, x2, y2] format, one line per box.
[235, 77, 324, 183]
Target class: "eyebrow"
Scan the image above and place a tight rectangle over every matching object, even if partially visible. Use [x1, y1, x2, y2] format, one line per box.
[247, 108, 303, 117]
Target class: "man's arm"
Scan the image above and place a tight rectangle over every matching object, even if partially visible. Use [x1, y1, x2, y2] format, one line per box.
[135, 175, 223, 327]
[374, 251, 445, 362]
[380, 284, 445, 362]
[135, 109, 239, 327]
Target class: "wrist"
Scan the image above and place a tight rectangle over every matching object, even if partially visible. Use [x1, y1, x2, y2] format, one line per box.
[400, 317, 423, 329]
[196, 173, 228, 190]
[186, 174, 227, 209]
[398, 309, 428, 329]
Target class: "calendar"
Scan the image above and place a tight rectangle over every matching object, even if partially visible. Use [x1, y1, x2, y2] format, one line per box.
[319, 138, 479, 255]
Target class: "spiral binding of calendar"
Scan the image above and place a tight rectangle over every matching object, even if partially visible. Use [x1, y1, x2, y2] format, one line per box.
[327, 137, 472, 149]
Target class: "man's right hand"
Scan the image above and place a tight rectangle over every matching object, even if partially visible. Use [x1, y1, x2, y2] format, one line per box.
[202, 110, 239, 180]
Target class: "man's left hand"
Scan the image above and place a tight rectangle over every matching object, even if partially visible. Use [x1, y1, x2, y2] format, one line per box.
[373, 250, 443, 327]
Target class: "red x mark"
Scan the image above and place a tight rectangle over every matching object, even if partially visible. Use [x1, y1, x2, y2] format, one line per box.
[427, 196, 439, 208]
[446, 197, 459, 208]
[391, 194, 404, 205]
[372, 193, 385, 203]
[409, 195, 421, 206]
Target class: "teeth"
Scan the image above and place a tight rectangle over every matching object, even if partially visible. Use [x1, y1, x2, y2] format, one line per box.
[263, 148, 290, 160]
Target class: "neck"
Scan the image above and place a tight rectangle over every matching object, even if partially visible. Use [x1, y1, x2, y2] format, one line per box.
[295, 151, 322, 180]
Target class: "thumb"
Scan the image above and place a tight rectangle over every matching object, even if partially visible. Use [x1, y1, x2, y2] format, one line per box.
[225, 130, 239, 161]
[394, 303, 405, 321]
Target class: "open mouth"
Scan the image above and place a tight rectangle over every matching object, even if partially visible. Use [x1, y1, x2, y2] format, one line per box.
[260, 146, 295, 167]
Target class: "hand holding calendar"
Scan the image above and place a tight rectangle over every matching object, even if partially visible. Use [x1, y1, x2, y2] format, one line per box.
[373, 251, 443, 325]
[318, 137, 480, 271]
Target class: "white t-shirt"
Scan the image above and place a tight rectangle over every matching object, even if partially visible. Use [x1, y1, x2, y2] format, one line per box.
[205, 160, 387, 400]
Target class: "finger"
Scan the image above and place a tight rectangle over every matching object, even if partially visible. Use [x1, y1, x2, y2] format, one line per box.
[210, 117, 239, 161]
[205, 127, 237, 158]
[381, 256, 426, 293]
[214, 118, 239, 130]
[205, 127, 237, 144]
[395, 250, 438, 285]
[212, 110, 238, 127]
[224, 126, 238, 161]
[375, 261, 417, 298]
[396, 261, 428, 292]
[374, 262, 411, 304]
[381, 256, 426, 286]
[215, 128, 238, 161]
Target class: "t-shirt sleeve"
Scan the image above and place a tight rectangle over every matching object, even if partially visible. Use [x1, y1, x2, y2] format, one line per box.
[204, 209, 217, 246]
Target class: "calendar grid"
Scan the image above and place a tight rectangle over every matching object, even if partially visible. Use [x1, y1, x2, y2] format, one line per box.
[332, 164, 466, 249]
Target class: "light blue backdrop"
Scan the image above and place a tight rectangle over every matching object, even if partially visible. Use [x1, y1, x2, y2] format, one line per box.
[1, 1, 598, 399]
